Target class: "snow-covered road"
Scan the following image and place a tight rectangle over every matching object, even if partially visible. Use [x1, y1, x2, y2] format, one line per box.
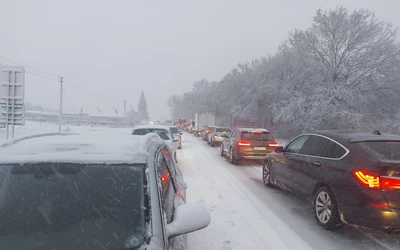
[180, 132, 400, 250]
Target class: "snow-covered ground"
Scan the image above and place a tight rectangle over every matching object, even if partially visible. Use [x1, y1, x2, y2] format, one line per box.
[1, 122, 400, 250]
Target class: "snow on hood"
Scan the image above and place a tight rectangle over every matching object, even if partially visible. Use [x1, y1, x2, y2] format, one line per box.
[0, 132, 165, 165]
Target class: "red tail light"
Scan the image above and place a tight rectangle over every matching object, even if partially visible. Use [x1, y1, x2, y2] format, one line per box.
[214, 133, 218, 137]
[238, 141, 251, 146]
[269, 141, 279, 147]
[381, 177, 400, 190]
[353, 170, 380, 189]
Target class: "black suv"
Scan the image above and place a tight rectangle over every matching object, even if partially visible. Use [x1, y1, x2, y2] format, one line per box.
[263, 130, 400, 231]
[220, 128, 278, 163]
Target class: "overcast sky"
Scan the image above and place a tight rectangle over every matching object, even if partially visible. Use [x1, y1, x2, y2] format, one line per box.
[1, 0, 399, 120]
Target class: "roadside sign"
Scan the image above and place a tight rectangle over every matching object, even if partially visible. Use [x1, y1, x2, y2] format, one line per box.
[0, 65, 25, 139]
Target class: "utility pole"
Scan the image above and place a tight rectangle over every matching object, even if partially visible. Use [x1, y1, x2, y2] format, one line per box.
[59, 77, 63, 132]
[123, 100, 127, 125]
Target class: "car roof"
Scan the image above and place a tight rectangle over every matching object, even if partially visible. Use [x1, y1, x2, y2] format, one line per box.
[133, 124, 171, 130]
[312, 130, 400, 143]
[0, 132, 165, 165]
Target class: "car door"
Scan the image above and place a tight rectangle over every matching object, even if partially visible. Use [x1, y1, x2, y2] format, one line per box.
[273, 135, 309, 189]
[155, 147, 179, 248]
[223, 129, 236, 154]
[290, 135, 330, 199]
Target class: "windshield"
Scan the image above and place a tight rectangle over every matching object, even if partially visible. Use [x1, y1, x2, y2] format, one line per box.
[170, 127, 179, 134]
[216, 128, 231, 133]
[0, 164, 146, 250]
[241, 132, 273, 141]
[356, 141, 400, 160]
[132, 128, 171, 140]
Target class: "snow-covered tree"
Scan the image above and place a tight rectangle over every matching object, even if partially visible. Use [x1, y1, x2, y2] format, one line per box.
[138, 90, 149, 122]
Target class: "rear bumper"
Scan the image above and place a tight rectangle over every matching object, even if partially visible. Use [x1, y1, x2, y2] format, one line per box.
[241, 155, 267, 160]
[343, 205, 400, 229]
[235, 147, 273, 160]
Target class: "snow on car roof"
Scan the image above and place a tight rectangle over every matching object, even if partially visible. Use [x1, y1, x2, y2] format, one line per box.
[133, 124, 171, 130]
[0, 132, 165, 165]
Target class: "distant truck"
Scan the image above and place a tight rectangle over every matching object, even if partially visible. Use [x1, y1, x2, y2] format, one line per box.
[194, 112, 216, 136]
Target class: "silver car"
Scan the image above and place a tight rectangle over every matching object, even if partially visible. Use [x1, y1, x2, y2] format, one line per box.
[0, 133, 210, 250]
[208, 126, 232, 147]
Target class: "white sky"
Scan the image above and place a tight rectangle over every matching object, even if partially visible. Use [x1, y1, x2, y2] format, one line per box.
[1, 0, 399, 120]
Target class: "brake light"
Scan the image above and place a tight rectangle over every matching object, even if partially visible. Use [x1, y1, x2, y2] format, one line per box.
[238, 141, 251, 146]
[269, 141, 279, 147]
[251, 130, 263, 134]
[161, 172, 170, 182]
[381, 177, 400, 190]
[353, 170, 380, 189]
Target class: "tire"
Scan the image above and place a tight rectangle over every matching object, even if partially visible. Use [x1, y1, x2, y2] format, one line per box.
[314, 186, 341, 230]
[210, 140, 214, 147]
[229, 147, 235, 164]
[263, 161, 272, 186]
[220, 145, 224, 156]
[174, 152, 178, 163]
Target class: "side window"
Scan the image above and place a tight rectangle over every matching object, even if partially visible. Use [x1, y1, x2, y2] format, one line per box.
[300, 135, 330, 157]
[156, 149, 175, 224]
[286, 135, 309, 154]
[229, 130, 236, 138]
[321, 140, 347, 159]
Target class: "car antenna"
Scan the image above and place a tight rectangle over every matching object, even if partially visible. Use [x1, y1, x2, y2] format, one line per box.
[372, 130, 382, 135]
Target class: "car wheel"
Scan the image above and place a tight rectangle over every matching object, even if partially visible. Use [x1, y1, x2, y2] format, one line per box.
[314, 186, 341, 230]
[210, 140, 214, 147]
[220, 145, 224, 156]
[263, 161, 272, 186]
[229, 148, 235, 164]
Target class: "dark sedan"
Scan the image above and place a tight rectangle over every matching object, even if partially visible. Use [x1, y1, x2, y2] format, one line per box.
[263, 130, 400, 231]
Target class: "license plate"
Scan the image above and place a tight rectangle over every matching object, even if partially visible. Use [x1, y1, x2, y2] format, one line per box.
[253, 147, 267, 150]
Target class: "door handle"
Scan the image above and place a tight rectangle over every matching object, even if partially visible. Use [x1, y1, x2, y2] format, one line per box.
[313, 161, 322, 167]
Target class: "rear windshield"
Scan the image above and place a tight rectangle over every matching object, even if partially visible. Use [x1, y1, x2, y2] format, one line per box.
[133, 128, 170, 140]
[0, 164, 146, 250]
[170, 127, 179, 134]
[356, 141, 400, 160]
[241, 131, 273, 141]
[216, 128, 231, 133]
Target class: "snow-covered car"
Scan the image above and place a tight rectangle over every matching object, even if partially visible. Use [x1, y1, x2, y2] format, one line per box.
[168, 125, 183, 149]
[207, 126, 232, 147]
[132, 124, 179, 162]
[0, 133, 210, 250]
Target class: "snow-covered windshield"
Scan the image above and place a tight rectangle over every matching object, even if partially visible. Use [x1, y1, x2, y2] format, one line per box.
[133, 128, 170, 140]
[0, 164, 146, 250]
[216, 128, 231, 133]
[241, 132, 273, 141]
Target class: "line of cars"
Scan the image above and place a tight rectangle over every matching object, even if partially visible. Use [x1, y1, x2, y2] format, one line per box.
[0, 124, 209, 250]
[193, 126, 400, 232]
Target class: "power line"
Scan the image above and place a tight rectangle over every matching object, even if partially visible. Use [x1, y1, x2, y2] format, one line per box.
[0, 55, 125, 103]
[0, 56, 60, 78]
[64, 80, 125, 102]
[25, 70, 59, 81]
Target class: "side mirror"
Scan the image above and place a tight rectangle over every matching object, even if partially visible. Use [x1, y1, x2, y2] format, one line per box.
[180, 132, 183, 135]
[275, 146, 284, 153]
[166, 204, 211, 238]
[173, 138, 179, 142]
